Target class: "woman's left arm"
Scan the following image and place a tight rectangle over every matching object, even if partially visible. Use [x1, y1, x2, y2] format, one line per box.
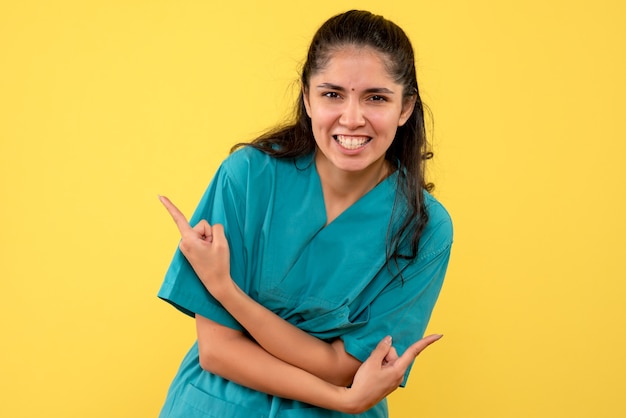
[215, 269, 362, 386]
[160, 196, 362, 386]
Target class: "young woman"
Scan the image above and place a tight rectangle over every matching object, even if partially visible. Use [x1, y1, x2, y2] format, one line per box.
[157, 10, 453, 417]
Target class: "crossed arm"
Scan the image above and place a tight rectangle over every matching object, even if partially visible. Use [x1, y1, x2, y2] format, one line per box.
[159, 195, 441, 414]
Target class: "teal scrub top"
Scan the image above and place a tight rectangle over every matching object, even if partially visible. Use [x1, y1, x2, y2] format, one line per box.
[158, 147, 453, 418]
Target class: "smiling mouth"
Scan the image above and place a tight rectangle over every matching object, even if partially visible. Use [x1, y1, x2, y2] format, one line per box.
[334, 135, 372, 150]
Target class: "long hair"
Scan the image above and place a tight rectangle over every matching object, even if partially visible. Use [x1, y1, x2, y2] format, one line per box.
[233, 10, 433, 266]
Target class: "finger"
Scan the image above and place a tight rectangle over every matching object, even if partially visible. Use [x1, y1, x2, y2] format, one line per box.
[383, 346, 399, 365]
[192, 220, 213, 242]
[211, 224, 226, 243]
[395, 334, 443, 369]
[159, 195, 193, 234]
[367, 336, 393, 364]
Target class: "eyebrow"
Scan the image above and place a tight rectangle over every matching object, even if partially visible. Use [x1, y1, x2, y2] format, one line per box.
[315, 83, 396, 95]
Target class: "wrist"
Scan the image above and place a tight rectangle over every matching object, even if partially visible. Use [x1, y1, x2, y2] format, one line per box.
[204, 275, 236, 303]
[211, 277, 240, 305]
[329, 386, 359, 415]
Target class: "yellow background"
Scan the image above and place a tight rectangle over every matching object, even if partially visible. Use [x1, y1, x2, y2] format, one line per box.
[1, 0, 625, 417]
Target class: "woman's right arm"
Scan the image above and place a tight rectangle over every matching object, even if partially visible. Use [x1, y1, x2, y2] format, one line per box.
[195, 314, 441, 414]
[195, 314, 350, 411]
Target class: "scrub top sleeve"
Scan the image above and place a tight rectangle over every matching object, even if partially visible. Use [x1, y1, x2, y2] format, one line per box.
[342, 219, 453, 387]
[157, 163, 246, 332]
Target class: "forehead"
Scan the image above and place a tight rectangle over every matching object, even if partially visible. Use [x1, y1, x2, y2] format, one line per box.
[312, 46, 396, 85]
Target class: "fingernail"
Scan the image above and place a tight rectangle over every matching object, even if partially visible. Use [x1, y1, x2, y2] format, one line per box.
[384, 336, 392, 344]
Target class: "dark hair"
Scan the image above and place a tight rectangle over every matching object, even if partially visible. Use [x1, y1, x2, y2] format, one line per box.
[233, 10, 433, 266]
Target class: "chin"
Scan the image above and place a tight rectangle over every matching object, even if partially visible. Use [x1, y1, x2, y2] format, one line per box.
[332, 158, 374, 173]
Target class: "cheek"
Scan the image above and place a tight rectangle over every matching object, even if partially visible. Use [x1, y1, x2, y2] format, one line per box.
[368, 113, 399, 135]
[310, 107, 337, 130]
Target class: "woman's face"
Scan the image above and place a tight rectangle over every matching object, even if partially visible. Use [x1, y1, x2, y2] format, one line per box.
[303, 46, 415, 175]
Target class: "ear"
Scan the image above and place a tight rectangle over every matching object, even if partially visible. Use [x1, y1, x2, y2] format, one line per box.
[398, 94, 417, 127]
[302, 85, 312, 118]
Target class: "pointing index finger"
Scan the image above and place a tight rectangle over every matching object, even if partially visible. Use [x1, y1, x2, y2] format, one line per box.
[159, 195, 193, 234]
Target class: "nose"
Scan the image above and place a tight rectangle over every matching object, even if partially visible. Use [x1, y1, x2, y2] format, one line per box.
[339, 98, 365, 129]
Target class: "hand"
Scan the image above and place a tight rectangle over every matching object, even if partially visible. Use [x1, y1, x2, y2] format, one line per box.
[343, 334, 442, 414]
[159, 195, 232, 298]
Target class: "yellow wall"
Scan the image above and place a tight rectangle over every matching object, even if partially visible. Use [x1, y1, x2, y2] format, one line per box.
[1, 1, 624, 417]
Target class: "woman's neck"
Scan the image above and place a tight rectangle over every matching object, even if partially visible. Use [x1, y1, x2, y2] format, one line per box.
[315, 151, 392, 224]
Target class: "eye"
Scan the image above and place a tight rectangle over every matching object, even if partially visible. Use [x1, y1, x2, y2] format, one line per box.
[369, 95, 388, 102]
[322, 91, 341, 99]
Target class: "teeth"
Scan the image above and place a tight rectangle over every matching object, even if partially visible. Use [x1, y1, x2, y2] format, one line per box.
[335, 135, 370, 150]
